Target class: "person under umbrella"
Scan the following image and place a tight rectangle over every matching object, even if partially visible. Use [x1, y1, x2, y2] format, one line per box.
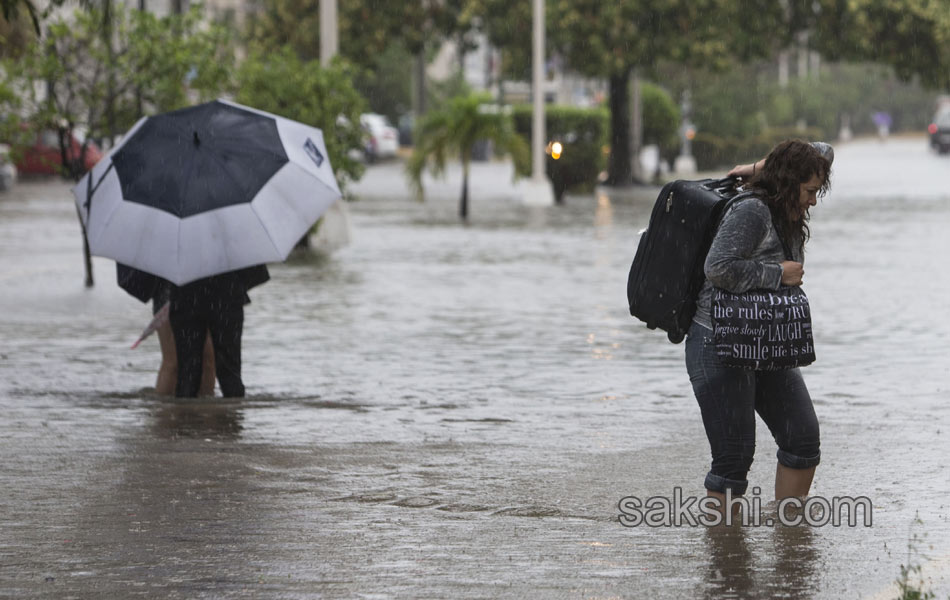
[73, 100, 341, 398]
[169, 265, 269, 398]
[118, 264, 215, 395]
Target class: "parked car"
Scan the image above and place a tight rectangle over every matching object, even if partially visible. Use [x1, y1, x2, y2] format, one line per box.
[359, 113, 399, 162]
[15, 128, 103, 176]
[929, 110, 950, 154]
[0, 144, 17, 191]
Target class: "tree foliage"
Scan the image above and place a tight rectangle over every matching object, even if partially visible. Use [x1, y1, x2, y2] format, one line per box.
[247, 0, 466, 64]
[466, 0, 532, 80]
[470, 0, 950, 184]
[234, 47, 367, 190]
[641, 81, 679, 153]
[722, 0, 950, 90]
[1, 3, 232, 286]
[1, 4, 233, 178]
[812, 0, 950, 90]
[547, 0, 742, 79]
[245, 0, 477, 124]
[511, 104, 609, 202]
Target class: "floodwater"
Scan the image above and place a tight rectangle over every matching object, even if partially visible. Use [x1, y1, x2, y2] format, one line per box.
[1, 137, 949, 599]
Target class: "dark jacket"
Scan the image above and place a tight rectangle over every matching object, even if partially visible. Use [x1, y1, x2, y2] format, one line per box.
[170, 265, 270, 312]
[117, 263, 162, 304]
[117, 264, 269, 309]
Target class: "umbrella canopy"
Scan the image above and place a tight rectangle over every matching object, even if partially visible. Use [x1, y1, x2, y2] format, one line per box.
[73, 99, 341, 285]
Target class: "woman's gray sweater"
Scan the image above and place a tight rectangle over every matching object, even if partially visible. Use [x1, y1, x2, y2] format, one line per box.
[692, 197, 797, 330]
[692, 142, 834, 331]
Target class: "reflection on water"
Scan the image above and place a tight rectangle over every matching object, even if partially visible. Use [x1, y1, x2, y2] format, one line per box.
[594, 193, 614, 237]
[704, 525, 755, 599]
[701, 524, 820, 600]
[770, 525, 820, 599]
[149, 401, 245, 440]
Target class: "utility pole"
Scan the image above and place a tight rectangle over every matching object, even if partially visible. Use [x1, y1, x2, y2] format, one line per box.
[412, 0, 429, 119]
[524, 0, 553, 206]
[414, 54, 427, 118]
[796, 30, 809, 80]
[320, 0, 338, 67]
[531, 0, 544, 184]
[674, 88, 697, 175]
[778, 50, 789, 88]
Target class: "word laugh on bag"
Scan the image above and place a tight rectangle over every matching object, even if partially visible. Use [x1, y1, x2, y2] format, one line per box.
[712, 287, 815, 370]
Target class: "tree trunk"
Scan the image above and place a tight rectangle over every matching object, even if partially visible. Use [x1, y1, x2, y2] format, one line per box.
[459, 159, 469, 221]
[82, 227, 94, 287]
[56, 126, 71, 178]
[553, 178, 566, 204]
[74, 204, 95, 287]
[135, 0, 145, 118]
[605, 69, 632, 186]
[630, 70, 643, 184]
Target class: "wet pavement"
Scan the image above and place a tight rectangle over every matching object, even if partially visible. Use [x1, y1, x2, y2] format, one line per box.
[1, 137, 950, 598]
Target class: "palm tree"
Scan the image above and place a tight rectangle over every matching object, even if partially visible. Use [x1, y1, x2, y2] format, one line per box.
[407, 92, 529, 221]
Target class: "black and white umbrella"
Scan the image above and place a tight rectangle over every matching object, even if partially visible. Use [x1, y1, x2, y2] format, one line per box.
[72, 99, 341, 285]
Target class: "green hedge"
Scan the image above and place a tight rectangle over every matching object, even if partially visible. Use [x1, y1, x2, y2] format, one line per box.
[641, 82, 681, 167]
[691, 127, 826, 171]
[511, 104, 609, 202]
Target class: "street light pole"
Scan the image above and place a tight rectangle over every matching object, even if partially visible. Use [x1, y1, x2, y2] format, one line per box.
[320, 0, 338, 67]
[674, 89, 697, 175]
[531, 0, 545, 183]
[524, 0, 554, 206]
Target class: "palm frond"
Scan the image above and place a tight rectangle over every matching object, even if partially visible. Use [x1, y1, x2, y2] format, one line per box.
[406, 91, 527, 211]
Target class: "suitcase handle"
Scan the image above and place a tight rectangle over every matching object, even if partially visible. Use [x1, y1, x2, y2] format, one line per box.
[701, 176, 739, 194]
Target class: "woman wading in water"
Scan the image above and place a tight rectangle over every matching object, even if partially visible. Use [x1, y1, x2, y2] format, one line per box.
[686, 139, 833, 516]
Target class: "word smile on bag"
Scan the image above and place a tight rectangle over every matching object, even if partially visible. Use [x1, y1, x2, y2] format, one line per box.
[712, 286, 816, 370]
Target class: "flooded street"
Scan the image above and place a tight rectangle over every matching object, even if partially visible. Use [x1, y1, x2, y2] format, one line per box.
[2, 137, 950, 598]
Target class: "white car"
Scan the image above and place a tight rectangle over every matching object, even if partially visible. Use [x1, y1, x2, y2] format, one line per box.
[360, 113, 399, 162]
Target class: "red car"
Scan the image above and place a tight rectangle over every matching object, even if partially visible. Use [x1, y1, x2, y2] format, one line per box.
[15, 128, 103, 176]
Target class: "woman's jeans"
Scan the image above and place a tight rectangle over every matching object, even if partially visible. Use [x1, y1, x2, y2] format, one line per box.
[685, 321, 820, 495]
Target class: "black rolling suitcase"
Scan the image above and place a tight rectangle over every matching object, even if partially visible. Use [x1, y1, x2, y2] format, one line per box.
[626, 177, 752, 343]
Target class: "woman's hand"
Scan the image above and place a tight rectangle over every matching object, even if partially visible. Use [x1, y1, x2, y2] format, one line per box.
[780, 261, 804, 286]
[727, 159, 765, 179]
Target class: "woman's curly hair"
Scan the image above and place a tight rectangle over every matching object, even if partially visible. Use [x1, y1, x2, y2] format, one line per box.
[747, 139, 831, 253]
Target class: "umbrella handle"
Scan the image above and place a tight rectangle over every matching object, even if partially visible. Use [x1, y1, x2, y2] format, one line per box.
[130, 301, 170, 350]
